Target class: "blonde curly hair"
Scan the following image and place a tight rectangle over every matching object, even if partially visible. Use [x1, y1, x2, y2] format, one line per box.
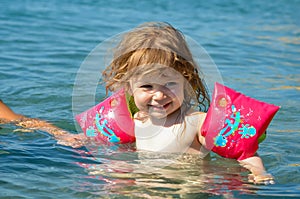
[102, 22, 210, 111]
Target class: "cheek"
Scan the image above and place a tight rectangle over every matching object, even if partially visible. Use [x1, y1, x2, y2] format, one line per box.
[169, 86, 185, 100]
[133, 92, 149, 109]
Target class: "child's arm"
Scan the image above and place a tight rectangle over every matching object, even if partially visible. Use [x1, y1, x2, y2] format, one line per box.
[238, 154, 275, 184]
[198, 128, 274, 184]
[0, 100, 87, 148]
[16, 117, 88, 148]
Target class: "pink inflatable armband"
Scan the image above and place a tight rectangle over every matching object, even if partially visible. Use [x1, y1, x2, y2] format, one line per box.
[75, 88, 135, 144]
[201, 82, 279, 160]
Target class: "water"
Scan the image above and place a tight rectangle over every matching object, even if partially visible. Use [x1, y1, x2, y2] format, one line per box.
[0, 0, 299, 198]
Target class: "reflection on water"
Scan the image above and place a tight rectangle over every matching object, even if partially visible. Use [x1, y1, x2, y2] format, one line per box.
[270, 86, 300, 91]
[71, 145, 262, 198]
[1, 0, 300, 198]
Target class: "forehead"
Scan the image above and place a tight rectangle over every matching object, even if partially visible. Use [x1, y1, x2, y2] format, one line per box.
[132, 66, 183, 83]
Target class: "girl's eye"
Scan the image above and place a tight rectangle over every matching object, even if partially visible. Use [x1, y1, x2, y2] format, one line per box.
[165, 82, 177, 87]
[140, 84, 153, 89]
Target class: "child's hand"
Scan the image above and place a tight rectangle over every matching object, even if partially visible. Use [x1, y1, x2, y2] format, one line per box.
[248, 172, 275, 185]
[238, 154, 275, 185]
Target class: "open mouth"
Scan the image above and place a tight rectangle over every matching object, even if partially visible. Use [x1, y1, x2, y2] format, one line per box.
[163, 102, 171, 109]
[149, 102, 171, 111]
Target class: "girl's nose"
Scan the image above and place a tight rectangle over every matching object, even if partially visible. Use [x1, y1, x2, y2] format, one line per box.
[152, 89, 165, 100]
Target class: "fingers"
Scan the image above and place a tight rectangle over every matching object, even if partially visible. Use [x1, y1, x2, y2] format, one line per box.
[248, 173, 275, 185]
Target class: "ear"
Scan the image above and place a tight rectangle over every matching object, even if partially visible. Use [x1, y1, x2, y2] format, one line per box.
[127, 81, 134, 95]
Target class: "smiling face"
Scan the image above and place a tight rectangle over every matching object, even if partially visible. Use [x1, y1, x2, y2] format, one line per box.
[130, 66, 185, 119]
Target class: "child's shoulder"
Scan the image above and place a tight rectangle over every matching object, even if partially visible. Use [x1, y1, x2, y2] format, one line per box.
[186, 109, 206, 117]
[185, 109, 206, 127]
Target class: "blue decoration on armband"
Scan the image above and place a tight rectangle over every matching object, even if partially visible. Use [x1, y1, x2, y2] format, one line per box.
[214, 105, 257, 147]
[94, 106, 120, 143]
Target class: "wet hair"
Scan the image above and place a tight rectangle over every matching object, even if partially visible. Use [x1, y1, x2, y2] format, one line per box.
[102, 22, 210, 111]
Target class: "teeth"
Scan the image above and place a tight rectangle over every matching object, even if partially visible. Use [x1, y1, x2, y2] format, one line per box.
[149, 102, 170, 109]
[152, 104, 169, 109]
[150, 105, 163, 108]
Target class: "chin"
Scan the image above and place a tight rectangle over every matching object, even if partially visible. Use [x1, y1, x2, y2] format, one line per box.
[150, 109, 180, 120]
[149, 112, 168, 119]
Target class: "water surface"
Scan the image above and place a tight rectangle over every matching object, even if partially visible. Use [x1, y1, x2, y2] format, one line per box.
[0, 0, 299, 198]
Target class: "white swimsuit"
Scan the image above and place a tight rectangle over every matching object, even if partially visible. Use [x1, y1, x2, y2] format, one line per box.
[134, 112, 206, 153]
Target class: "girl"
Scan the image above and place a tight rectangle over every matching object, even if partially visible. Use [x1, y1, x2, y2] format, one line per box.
[102, 22, 210, 154]
[0, 22, 273, 184]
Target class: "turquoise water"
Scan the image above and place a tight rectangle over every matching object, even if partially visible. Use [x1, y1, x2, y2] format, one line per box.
[1, 0, 299, 198]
